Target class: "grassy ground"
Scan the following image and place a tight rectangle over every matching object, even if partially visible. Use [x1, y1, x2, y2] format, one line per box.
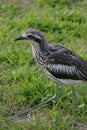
[0, 0, 87, 129]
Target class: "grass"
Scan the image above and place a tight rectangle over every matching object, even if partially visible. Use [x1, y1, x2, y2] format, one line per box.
[0, 0, 87, 129]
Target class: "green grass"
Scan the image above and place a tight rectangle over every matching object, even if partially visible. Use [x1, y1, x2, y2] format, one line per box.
[0, 0, 87, 129]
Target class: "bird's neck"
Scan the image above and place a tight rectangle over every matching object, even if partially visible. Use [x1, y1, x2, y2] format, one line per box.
[32, 42, 49, 65]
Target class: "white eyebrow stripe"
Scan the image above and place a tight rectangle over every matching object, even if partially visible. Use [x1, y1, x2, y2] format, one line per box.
[23, 33, 26, 37]
[34, 35, 42, 40]
[23, 33, 42, 40]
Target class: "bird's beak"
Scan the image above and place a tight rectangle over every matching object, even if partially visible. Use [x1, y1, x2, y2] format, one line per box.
[14, 36, 27, 41]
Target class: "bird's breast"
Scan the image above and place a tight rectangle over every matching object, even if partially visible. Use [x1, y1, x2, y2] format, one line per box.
[32, 46, 46, 66]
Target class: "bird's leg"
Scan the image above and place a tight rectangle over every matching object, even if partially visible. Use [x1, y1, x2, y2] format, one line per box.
[32, 84, 59, 108]
[17, 85, 59, 118]
[71, 86, 76, 125]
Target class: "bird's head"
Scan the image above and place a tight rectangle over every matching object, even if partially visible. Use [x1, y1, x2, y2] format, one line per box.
[14, 29, 47, 48]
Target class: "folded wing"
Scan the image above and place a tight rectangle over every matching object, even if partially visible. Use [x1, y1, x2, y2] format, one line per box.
[45, 48, 87, 80]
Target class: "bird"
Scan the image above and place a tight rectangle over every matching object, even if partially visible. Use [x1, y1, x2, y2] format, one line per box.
[14, 29, 87, 124]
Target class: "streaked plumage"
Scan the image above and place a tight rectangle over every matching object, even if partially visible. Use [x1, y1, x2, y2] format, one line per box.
[14, 29, 87, 124]
[16, 29, 87, 83]
[44, 47, 87, 82]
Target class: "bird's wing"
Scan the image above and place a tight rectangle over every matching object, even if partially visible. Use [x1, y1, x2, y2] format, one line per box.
[45, 48, 87, 80]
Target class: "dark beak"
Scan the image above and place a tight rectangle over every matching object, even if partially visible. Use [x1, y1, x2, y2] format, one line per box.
[14, 36, 26, 41]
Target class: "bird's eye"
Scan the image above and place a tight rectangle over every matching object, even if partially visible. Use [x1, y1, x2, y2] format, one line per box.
[27, 35, 33, 39]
